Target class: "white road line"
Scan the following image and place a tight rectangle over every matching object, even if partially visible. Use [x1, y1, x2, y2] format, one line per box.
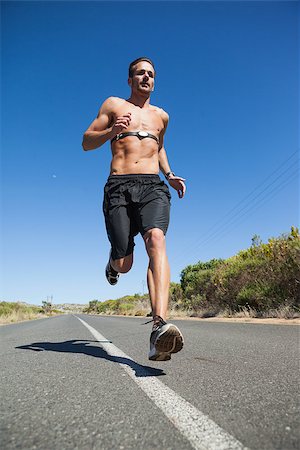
[75, 315, 249, 450]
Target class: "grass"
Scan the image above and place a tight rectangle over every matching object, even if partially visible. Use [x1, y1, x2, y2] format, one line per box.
[0, 301, 62, 325]
[169, 305, 300, 320]
[84, 300, 300, 321]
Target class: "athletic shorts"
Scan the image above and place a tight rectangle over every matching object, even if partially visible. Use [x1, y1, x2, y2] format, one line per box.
[103, 174, 171, 260]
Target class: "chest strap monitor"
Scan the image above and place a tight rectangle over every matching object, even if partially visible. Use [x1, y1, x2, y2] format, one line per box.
[111, 130, 159, 145]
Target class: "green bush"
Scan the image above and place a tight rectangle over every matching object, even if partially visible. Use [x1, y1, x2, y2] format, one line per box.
[84, 294, 150, 315]
[180, 227, 300, 313]
[0, 301, 42, 316]
[118, 303, 134, 314]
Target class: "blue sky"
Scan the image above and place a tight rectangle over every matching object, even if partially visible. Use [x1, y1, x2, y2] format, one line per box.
[1, 1, 299, 305]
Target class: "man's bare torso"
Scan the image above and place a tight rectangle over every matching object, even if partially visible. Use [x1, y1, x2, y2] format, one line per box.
[109, 97, 166, 175]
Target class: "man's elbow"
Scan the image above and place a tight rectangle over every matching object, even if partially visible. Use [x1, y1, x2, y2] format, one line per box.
[82, 134, 91, 151]
[82, 141, 89, 151]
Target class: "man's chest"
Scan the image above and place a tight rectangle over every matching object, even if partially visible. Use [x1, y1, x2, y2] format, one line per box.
[113, 105, 164, 133]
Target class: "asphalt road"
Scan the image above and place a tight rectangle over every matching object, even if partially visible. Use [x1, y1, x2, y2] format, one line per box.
[1, 314, 299, 450]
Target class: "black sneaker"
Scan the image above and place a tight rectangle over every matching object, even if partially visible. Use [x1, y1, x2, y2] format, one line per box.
[148, 316, 184, 361]
[105, 258, 119, 285]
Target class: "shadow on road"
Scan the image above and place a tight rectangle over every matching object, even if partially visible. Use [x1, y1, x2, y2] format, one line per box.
[16, 340, 166, 377]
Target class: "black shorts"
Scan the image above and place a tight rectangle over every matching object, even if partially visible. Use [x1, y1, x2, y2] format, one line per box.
[103, 174, 171, 260]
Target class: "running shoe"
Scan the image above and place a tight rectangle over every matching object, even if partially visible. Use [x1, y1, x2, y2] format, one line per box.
[105, 255, 119, 285]
[148, 316, 184, 361]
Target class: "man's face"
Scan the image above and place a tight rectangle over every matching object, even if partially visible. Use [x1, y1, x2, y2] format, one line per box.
[129, 61, 155, 95]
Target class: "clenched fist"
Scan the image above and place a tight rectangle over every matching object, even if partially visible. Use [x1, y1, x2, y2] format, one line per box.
[112, 112, 131, 136]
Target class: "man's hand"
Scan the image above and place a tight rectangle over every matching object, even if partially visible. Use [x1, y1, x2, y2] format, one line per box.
[112, 113, 131, 136]
[168, 175, 186, 198]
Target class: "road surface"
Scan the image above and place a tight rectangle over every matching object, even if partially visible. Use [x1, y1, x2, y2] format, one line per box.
[1, 314, 299, 449]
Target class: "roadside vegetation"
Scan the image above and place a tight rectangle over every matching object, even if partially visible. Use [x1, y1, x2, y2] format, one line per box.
[0, 301, 62, 325]
[83, 294, 151, 317]
[85, 227, 300, 319]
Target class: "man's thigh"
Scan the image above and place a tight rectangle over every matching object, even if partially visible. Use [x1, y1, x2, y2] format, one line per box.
[135, 195, 170, 236]
[104, 205, 138, 260]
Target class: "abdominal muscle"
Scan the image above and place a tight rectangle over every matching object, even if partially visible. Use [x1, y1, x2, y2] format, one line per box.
[110, 137, 160, 175]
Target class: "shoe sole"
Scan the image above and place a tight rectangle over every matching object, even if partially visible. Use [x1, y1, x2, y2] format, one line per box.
[149, 325, 184, 361]
[149, 352, 171, 361]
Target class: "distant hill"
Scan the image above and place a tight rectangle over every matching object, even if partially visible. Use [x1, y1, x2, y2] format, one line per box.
[54, 303, 87, 313]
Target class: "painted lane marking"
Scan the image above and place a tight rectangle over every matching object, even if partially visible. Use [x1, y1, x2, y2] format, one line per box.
[76, 316, 249, 450]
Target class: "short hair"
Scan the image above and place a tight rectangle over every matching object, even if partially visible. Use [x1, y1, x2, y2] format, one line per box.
[128, 57, 155, 78]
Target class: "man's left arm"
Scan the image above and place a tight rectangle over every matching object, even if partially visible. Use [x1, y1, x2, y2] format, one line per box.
[159, 111, 186, 199]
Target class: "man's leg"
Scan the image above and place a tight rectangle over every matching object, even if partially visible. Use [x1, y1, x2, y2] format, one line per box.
[106, 252, 134, 285]
[132, 176, 183, 360]
[143, 228, 170, 320]
[110, 253, 133, 273]
[143, 228, 183, 361]
[104, 199, 136, 284]
[106, 253, 133, 286]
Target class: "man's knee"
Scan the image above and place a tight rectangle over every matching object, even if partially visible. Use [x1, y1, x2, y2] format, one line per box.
[111, 254, 133, 273]
[144, 228, 165, 250]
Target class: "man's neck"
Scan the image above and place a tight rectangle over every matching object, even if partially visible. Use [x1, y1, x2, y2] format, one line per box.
[127, 92, 151, 108]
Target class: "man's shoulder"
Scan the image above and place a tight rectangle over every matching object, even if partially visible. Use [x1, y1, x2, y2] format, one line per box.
[151, 105, 169, 122]
[103, 96, 125, 108]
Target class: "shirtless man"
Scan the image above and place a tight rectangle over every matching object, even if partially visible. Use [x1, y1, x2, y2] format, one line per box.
[82, 57, 186, 361]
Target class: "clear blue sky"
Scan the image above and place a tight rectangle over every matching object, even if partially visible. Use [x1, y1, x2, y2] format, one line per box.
[1, 1, 299, 305]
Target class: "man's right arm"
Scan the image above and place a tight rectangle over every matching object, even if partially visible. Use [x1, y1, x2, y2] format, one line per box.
[82, 97, 117, 151]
